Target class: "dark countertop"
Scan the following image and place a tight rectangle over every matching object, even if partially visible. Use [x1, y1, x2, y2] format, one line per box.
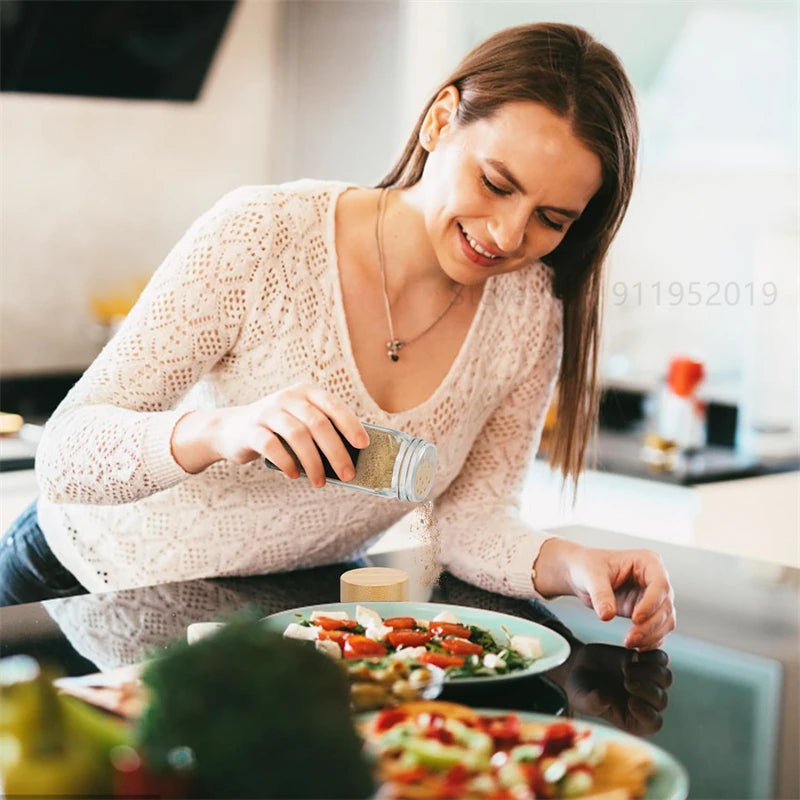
[2, 544, 798, 799]
[588, 428, 799, 486]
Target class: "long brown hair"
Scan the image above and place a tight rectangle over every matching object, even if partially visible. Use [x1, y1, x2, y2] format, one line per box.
[379, 23, 638, 482]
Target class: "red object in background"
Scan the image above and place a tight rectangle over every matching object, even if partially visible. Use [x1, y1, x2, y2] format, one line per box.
[668, 358, 705, 397]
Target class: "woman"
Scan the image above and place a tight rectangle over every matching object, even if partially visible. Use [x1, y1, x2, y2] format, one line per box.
[1, 23, 675, 650]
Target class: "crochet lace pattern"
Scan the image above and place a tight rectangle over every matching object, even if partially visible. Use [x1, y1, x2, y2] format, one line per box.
[36, 180, 562, 598]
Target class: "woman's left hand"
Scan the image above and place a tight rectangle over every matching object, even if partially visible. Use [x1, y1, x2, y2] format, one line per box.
[564, 644, 672, 735]
[533, 539, 676, 650]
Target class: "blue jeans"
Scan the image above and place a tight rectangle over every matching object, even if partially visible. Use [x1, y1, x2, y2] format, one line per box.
[0, 501, 87, 606]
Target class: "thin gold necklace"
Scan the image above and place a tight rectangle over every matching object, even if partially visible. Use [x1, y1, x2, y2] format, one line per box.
[375, 188, 464, 362]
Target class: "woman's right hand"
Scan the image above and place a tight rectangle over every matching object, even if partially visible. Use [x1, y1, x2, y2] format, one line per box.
[170, 383, 369, 485]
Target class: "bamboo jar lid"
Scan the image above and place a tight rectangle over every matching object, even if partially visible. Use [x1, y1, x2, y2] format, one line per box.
[340, 567, 409, 602]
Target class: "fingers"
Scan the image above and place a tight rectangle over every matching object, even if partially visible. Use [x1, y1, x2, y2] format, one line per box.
[624, 695, 665, 735]
[304, 386, 369, 448]
[622, 674, 669, 712]
[576, 555, 618, 621]
[631, 554, 672, 625]
[264, 411, 327, 485]
[625, 599, 676, 650]
[252, 427, 300, 478]
[283, 398, 357, 483]
[624, 651, 672, 693]
[255, 384, 368, 486]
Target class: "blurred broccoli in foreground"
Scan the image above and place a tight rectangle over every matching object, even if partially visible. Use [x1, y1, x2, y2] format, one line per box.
[136, 620, 375, 799]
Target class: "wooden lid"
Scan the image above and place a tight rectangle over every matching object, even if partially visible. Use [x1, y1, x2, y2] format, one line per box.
[340, 567, 409, 602]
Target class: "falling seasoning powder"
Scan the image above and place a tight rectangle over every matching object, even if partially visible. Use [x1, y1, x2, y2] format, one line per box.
[264, 422, 436, 502]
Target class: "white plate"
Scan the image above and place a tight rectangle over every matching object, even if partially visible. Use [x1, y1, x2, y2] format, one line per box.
[358, 706, 689, 800]
[261, 601, 570, 683]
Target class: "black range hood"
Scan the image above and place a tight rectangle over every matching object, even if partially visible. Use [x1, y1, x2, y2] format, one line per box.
[0, 0, 236, 102]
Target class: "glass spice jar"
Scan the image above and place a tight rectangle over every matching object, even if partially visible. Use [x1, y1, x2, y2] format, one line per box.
[263, 422, 437, 502]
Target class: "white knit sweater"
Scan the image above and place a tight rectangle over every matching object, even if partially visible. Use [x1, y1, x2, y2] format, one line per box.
[36, 180, 562, 597]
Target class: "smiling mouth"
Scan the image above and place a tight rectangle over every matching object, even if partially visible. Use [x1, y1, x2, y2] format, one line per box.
[458, 223, 501, 260]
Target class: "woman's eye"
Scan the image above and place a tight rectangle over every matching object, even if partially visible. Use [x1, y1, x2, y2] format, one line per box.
[538, 212, 564, 232]
[481, 175, 511, 197]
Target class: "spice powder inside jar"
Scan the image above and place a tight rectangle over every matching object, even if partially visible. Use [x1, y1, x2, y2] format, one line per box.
[350, 429, 401, 490]
[264, 422, 436, 501]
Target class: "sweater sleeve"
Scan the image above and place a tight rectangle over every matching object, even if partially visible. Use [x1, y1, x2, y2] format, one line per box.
[433, 291, 563, 600]
[35, 188, 263, 505]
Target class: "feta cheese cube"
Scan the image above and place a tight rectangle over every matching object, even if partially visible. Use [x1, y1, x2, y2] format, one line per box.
[283, 622, 318, 641]
[365, 624, 392, 642]
[482, 653, 507, 670]
[432, 610, 459, 623]
[355, 605, 383, 629]
[510, 634, 543, 659]
[315, 639, 342, 659]
[389, 646, 428, 661]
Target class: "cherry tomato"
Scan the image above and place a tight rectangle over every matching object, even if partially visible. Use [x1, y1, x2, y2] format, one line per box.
[526, 762, 557, 798]
[313, 616, 358, 631]
[342, 635, 387, 659]
[375, 708, 408, 732]
[429, 622, 472, 639]
[480, 714, 521, 748]
[392, 766, 429, 785]
[488, 791, 518, 800]
[317, 629, 350, 646]
[441, 764, 471, 799]
[425, 727, 455, 745]
[384, 616, 417, 629]
[542, 721, 577, 756]
[387, 630, 433, 648]
[418, 652, 466, 669]
[441, 637, 483, 656]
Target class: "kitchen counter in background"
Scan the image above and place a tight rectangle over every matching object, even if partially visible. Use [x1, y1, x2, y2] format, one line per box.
[2, 373, 798, 569]
[3, 373, 796, 480]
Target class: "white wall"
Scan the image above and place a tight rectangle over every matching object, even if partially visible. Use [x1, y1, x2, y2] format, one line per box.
[270, 0, 402, 186]
[0, 0, 278, 374]
[2, 0, 798, 436]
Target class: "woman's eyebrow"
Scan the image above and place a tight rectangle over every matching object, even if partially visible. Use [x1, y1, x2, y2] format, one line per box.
[540, 205, 580, 220]
[486, 158, 526, 192]
[485, 159, 580, 219]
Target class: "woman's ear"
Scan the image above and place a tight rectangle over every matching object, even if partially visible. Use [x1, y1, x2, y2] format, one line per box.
[421, 85, 460, 150]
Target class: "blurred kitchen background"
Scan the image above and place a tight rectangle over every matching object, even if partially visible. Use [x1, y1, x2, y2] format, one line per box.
[1, 0, 798, 528]
[1, 3, 798, 795]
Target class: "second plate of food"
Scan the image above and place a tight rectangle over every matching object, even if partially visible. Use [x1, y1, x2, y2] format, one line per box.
[261, 601, 570, 683]
[358, 701, 689, 800]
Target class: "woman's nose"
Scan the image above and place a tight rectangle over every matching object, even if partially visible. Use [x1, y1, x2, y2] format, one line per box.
[488, 211, 527, 254]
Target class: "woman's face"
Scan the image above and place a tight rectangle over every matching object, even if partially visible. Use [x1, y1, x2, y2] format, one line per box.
[417, 95, 604, 286]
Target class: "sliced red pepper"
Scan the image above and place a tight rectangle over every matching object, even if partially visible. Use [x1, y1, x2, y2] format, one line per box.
[342, 635, 387, 659]
[429, 622, 472, 639]
[313, 616, 359, 631]
[441, 636, 483, 656]
[418, 651, 466, 669]
[480, 714, 521, 748]
[393, 766, 429, 785]
[488, 791, 517, 800]
[384, 616, 417, 629]
[387, 630, 433, 648]
[317, 629, 350, 646]
[425, 727, 455, 745]
[374, 707, 408, 732]
[542, 721, 577, 756]
[526, 761, 558, 798]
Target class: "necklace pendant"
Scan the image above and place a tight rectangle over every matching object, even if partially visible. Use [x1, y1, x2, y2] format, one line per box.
[386, 340, 403, 362]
